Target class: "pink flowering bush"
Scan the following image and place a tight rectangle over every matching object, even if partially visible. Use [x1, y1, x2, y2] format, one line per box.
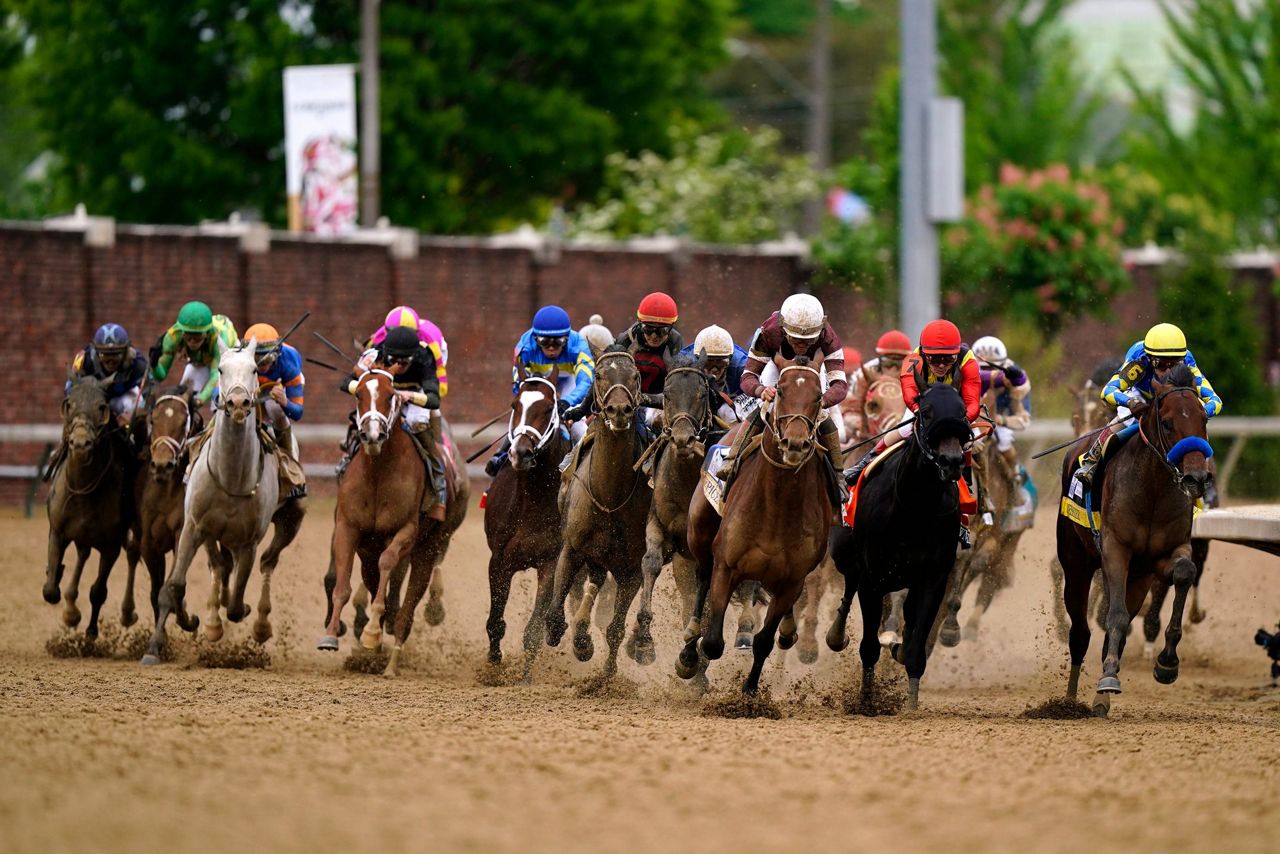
[943, 162, 1129, 333]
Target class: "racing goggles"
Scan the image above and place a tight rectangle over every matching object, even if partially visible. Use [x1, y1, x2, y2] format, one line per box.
[640, 323, 672, 338]
[535, 335, 568, 350]
[925, 352, 958, 367]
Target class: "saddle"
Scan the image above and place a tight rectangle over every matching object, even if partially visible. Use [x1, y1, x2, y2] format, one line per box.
[1061, 426, 1133, 532]
[841, 441, 905, 527]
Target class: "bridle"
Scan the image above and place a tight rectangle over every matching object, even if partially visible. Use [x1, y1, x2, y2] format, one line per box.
[508, 376, 561, 453]
[594, 351, 640, 428]
[661, 366, 713, 445]
[355, 368, 402, 439]
[62, 394, 115, 496]
[149, 393, 194, 463]
[908, 393, 974, 481]
[760, 364, 822, 470]
[1137, 385, 1213, 496]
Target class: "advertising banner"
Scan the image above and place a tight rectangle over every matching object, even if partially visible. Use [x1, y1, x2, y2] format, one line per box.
[283, 64, 358, 234]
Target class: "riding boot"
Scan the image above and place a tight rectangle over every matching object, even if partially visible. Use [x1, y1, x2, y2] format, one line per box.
[42, 439, 68, 483]
[275, 421, 306, 498]
[719, 406, 763, 496]
[334, 415, 358, 480]
[1073, 432, 1107, 488]
[485, 436, 512, 477]
[410, 423, 447, 521]
[843, 440, 884, 486]
[819, 421, 843, 471]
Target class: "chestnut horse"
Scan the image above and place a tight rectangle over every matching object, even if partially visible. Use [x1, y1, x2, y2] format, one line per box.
[545, 349, 653, 681]
[684, 358, 832, 695]
[1058, 364, 1212, 716]
[826, 382, 970, 711]
[484, 374, 571, 678]
[44, 379, 133, 638]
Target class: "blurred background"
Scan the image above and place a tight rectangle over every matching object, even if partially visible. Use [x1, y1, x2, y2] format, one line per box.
[2, 0, 1279, 496]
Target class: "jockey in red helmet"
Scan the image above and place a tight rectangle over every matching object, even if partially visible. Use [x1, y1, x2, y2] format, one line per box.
[613, 292, 683, 395]
[848, 329, 913, 441]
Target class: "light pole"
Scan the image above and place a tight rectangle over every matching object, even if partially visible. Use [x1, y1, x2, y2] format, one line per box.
[360, 0, 380, 227]
[899, 0, 938, 340]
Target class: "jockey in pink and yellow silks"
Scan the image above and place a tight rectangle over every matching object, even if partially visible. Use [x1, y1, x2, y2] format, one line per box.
[367, 305, 449, 397]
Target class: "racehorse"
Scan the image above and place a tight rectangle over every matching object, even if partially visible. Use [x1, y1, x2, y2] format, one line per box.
[545, 348, 653, 681]
[826, 382, 970, 711]
[142, 341, 306, 664]
[44, 379, 133, 638]
[684, 357, 833, 695]
[483, 373, 571, 678]
[319, 366, 467, 675]
[630, 353, 713, 667]
[1057, 364, 1212, 716]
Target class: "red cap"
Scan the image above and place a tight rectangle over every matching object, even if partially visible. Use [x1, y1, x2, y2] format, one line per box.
[841, 346, 862, 367]
[919, 319, 962, 355]
[875, 330, 912, 356]
[637, 292, 678, 325]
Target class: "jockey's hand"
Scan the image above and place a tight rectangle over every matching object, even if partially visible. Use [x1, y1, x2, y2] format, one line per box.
[556, 399, 570, 418]
[269, 384, 287, 406]
[759, 386, 777, 403]
[1127, 399, 1149, 419]
[424, 391, 441, 410]
[1003, 412, 1029, 430]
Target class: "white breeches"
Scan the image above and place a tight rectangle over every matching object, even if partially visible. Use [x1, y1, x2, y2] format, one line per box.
[180, 363, 210, 395]
[404, 403, 434, 431]
[108, 389, 141, 424]
[994, 424, 1015, 452]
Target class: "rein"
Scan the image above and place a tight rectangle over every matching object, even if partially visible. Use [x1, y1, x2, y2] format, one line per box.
[1137, 385, 1212, 496]
[760, 364, 822, 471]
[507, 376, 561, 454]
[149, 394, 193, 462]
[63, 424, 116, 496]
[593, 351, 640, 425]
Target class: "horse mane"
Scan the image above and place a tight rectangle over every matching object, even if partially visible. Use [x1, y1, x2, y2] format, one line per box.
[1164, 362, 1194, 389]
[603, 342, 630, 356]
[668, 352, 698, 370]
[916, 383, 970, 444]
[792, 355, 812, 368]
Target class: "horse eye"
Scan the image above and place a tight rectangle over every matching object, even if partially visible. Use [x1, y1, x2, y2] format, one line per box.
[1161, 419, 1173, 432]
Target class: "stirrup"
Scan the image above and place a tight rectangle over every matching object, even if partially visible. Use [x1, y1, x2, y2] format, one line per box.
[1074, 463, 1095, 487]
[959, 527, 972, 550]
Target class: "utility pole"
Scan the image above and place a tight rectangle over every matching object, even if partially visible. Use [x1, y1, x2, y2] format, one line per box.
[803, 0, 832, 235]
[899, 0, 938, 340]
[359, 0, 380, 227]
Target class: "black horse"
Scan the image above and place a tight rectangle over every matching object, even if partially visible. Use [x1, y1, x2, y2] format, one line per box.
[825, 382, 970, 711]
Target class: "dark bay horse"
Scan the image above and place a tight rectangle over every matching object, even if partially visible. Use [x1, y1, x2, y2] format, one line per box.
[630, 354, 713, 667]
[1058, 364, 1212, 716]
[826, 382, 970, 711]
[44, 379, 133, 638]
[484, 374, 572, 678]
[545, 349, 653, 681]
[685, 358, 832, 695]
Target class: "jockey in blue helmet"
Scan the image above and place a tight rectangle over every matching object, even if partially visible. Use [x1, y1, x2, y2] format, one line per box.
[66, 323, 149, 427]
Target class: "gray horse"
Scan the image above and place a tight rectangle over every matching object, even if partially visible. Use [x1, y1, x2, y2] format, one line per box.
[142, 340, 305, 663]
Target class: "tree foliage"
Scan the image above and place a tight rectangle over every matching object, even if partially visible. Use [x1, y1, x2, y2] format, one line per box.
[1123, 0, 1280, 244]
[10, 0, 732, 232]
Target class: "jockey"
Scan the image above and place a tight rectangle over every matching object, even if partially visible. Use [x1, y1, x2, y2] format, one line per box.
[151, 301, 239, 406]
[972, 335, 1031, 476]
[66, 323, 148, 427]
[612, 292, 683, 395]
[1074, 322, 1222, 488]
[722, 293, 849, 488]
[244, 322, 306, 498]
[484, 305, 595, 476]
[578, 314, 615, 362]
[848, 329, 912, 441]
[367, 305, 449, 398]
[342, 326, 448, 519]
[681, 324, 749, 424]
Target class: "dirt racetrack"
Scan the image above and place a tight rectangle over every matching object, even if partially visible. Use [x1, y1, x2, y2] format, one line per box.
[1, 498, 1277, 853]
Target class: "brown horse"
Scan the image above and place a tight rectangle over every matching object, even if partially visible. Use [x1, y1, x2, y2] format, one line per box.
[319, 368, 467, 676]
[686, 358, 832, 695]
[1058, 364, 1212, 716]
[44, 379, 133, 638]
[484, 374, 571, 678]
[630, 354, 713, 667]
[544, 349, 653, 680]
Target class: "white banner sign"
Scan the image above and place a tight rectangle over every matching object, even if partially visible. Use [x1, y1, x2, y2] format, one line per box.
[283, 64, 358, 234]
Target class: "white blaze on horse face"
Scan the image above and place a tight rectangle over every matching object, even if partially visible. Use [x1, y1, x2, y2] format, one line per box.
[516, 390, 545, 434]
[364, 377, 382, 441]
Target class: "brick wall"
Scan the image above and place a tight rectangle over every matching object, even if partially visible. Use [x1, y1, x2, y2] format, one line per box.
[3, 221, 1278, 505]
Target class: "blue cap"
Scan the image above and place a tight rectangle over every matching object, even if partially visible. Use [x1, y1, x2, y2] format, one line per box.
[532, 305, 572, 337]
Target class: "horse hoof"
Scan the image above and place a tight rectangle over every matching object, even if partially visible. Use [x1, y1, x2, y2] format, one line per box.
[1153, 658, 1179, 685]
[63, 607, 81, 629]
[140, 653, 161, 666]
[42, 583, 60, 605]
[203, 623, 224, 643]
[227, 604, 250, 623]
[573, 629, 594, 662]
[797, 644, 818, 665]
[121, 609, 138, 629]
[545, 615, 567, 647]
[777, 632, 798, 651]
[1189, 606, 1207, 625]
[1096, 676, 1122, 694]
[1143, 641, 1156, 659]
[734, 632, 753, 651]
[878, 630, 902, 648]
[317, 636, 339, 652]
[675, 651, 698, 680]
[359, 631, 382, 651]
[699, 637, 725, 662]
[631, 640, 656, 666]
[424, 598, 446, 627]
[826, 633, 848, 653]
[1091, 694, 1111, 718]
[937, 625, 961, 648]
[253, 623, 273, 645]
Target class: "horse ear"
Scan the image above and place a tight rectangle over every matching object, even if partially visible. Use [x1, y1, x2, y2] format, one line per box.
[1150, 377, 1168, 397]
[695, 347, 708, 369]
[548, 364, 559, 384]
[61, 397, 72, 420]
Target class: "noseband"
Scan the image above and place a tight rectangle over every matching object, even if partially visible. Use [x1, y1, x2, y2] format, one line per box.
[356, 369, 402, 437]
[761, 364, 822, 470]
[508, 376, 561, 453]
[149, 393, 194, 460]
[594, 351, 640, 417]
[1138, 385, 1213, 496]
[662, 366, 712, 443]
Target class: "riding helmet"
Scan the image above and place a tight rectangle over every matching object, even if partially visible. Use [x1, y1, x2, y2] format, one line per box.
[919, 319, 963, 355]
[244, 323, 281, 352]
[385, 305, 421, 331]
[1143, 323, 1187, 359]
[693, 325, 734, 358]
[636, 292, 678, 326]
[175, 301, 214, 333]
[383, 326, 420, 358]
[780, 294, 825, 339]
[532, 305, 572, 337]
[92, 322, 130, 352]
[971, 335, 1008, 365]
[875, 329, 912, 357]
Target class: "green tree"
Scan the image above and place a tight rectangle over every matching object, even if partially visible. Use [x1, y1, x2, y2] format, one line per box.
[1123, 0, 1280, 244]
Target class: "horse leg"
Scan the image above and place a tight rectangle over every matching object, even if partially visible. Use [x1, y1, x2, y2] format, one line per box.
[856, 586, 885, 708]
[676, 563, 711, 680]
[388, 540, 442, 678]
[744, 583, 801, 695]
[1154, 545, 1197, 685]
[964, 548, 1009, 642]
[733, 581, 760, 650]
[1143, 579, 1170, 659]
[485, 556, 513, 665]
[44, 527, 68, 605]
[121, 531, 140, 628]
[143, 521, 203, 664]
[1048, 557, 1071, 644]
[141, 542, 166, 624]
[253, 499, 306, 644]
[424, 565, 446, 626]
[224, 543, 257, 624]
[363, 523, 417, 650]
[698, 557, 735, 662]
[85, 544, 121, 639]
[603, 571, 642, 679]
[544, 545, 581, 647]
[61, 545, 91, 629]
[879, 589, 907, 648]
[572, 564, 605, 662]
[898, 572, 951, 712]
[522, 560, 557, 682]
[630, 515, 667, 666]
[796, 562, 826, 664]
[825, 566, 855, 653]
[320, 519, 358, 650]
[1093, 540, 1135, 714]
[1188, 539, 1209, 624]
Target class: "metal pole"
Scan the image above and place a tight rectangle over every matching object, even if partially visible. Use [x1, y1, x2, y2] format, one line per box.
[803, 0, 832, 235]
[899, 0, 939, 340]
[360, 0, 381, 227]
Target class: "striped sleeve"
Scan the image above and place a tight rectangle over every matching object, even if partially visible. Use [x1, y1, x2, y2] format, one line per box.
[1191, 366, 1222, 416]
[428, 341, 448, 398]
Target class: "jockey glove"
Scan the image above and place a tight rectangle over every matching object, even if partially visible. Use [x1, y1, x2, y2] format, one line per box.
[556, 399, 570, 417]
